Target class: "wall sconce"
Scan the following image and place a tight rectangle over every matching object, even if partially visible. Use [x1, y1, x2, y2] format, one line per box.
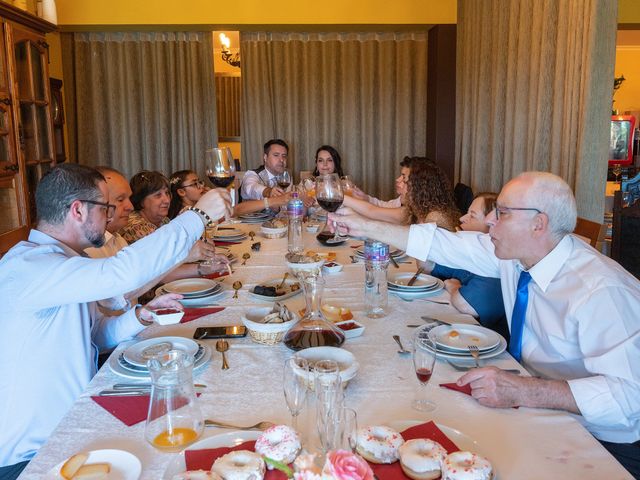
[219, 33, 240, 68]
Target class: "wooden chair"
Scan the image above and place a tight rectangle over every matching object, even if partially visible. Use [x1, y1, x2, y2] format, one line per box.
[611, 190, 640, 279]
[573, 217, 602, 248]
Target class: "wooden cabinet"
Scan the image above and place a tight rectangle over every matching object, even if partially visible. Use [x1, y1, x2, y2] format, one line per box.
[0, 4, 55, 254]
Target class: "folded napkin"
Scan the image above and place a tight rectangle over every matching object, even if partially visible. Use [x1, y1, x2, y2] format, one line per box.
[440, 382, 519, 409]
[91, 393, 202, 426]
[181, 307, 225, 323]
[369, 421, 459, 478]
[185, 440, 288, 479]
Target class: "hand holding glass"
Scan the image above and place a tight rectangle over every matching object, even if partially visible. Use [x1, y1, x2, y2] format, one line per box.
[316, 173, 346, 243]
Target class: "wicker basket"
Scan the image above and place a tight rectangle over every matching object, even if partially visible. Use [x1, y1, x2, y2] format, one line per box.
[242, 307, 298, 346]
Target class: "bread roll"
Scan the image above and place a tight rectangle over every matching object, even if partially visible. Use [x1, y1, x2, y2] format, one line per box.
[60, 453, 89, 479]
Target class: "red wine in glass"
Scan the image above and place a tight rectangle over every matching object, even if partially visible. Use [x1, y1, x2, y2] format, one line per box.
[208, 174, 235, 188]
[415, 367, 432, 384]
[277, 180, 291, 189]
[317, 198, 343, 212]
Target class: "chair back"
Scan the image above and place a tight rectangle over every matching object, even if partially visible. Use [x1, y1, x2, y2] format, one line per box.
[573, 217, 602, 248]
[611, 190, 640, 279]
[453, 183, 474, 213]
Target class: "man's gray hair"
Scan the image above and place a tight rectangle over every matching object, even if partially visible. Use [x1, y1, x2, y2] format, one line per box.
[516, 171, 577, 239]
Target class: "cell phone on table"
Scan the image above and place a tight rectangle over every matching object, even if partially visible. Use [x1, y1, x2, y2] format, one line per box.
[193, 326, 247, 339]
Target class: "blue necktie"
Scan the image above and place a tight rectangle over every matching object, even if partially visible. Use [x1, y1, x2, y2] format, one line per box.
[508, 270, 532, 362]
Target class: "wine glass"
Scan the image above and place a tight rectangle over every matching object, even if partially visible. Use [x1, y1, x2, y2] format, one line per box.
[206, 147, 236, 205]
[337, 407, 358, 452]
[612, 163, 623, 184]
[316, 173, 346, 243]
[283, 357, 309, 430]
[341, 175, 355, 197]
[412, 326, 437, 412]
[276, 170, 292, 190]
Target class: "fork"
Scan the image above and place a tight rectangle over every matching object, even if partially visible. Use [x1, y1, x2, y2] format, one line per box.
[468, 345, 480, 367]
[204, 420, 275, 431]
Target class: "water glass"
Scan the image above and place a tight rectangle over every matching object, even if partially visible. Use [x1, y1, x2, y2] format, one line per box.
[283, 357, 309, 430]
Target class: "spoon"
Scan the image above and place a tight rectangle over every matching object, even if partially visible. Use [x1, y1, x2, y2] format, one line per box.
[232, 281, 242, 299]
[216, 340, 230, 369]
[392, 335, 411, 355]
[205, 420, 275, 430]
[277, 272, 289, 289]
[248, 231, 256, 241]
[242, 253, 251, 265]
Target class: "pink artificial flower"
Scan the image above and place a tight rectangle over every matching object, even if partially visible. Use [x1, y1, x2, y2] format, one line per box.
[323, 450, 374, 480]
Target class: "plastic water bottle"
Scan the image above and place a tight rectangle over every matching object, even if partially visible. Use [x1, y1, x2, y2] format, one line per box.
[287, 192, 304, 254]
[364, 239, 389, 318]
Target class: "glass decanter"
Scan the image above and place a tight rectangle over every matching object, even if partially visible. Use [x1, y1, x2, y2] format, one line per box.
[145, 350, 203, 452]
[283, 276, 345, 350]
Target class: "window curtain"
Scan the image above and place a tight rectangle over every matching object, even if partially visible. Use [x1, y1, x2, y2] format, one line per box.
[456, 0, 617, 222]
[61, 32, 217, 179]
[240, 32, 428, 201]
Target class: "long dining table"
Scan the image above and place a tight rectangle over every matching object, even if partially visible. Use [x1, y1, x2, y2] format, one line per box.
[19, 221, 632, 479]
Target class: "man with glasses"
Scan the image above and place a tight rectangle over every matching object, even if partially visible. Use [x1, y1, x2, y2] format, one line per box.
[329, 171, 640, 476]
[0, 164, 231, 479]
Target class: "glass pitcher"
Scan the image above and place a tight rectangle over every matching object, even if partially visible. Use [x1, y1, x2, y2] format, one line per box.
[145, 350, 203, 452]
[283, 276, 345, 350]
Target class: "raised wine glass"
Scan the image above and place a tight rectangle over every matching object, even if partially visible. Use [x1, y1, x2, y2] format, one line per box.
[340, 175, 355, 197]
[316, 173, 346, 243]
[277, 170, 292, 190]
[283, 356, 309, 430]
[206, 147, 236, 205]
[412, 326, 437, 412]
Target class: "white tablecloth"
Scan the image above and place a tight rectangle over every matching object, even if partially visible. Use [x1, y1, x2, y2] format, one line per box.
[19, 224, 632, 479]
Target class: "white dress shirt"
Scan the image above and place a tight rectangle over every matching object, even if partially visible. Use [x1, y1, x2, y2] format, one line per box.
[0, 212, 203, 466]
[367, 194, 402, 208]
[407, 224, 640, 443]
[240, 168, 275, 200]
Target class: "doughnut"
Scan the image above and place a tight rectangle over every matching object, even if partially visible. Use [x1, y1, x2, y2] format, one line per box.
[355, 426, 404, 464]
[172, 471, 222, 480]
[254, 425, 301, 467]
[211, 450, 265, 480]
[441, 451, 493, 480]
[398, 439, 448, 480]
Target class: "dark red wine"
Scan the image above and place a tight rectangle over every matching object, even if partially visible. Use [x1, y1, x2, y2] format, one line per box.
[208, 174, 235, 188]
[416, 368, 432, 384]
[283, 329, 345, 351]
[317, 198, 343, 212]
[277, 181, 291, 189]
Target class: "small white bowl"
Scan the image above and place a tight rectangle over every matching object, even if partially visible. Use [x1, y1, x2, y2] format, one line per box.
[335, 320, 365, 339]
[285, 257, 325, 277]
[322, 262, 343, 274]
[305, 223, 321, 233]
[295, 346, 359, 388]
[150, 308, 185, 326]
[260, 225, 287, 239]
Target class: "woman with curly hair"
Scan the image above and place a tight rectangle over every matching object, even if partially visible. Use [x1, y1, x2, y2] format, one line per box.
[342, 157, 459, 230]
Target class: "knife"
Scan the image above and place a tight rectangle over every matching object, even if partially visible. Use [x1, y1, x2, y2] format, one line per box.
[98, 390, 149, 396]
[407, 267, 425, 286]
[420, 316, 453, 325]
[112, 383, 206, 390]
[389, 255, 400, 269]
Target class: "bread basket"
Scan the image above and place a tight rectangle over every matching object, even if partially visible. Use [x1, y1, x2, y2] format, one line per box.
[241, 306, 299, 345]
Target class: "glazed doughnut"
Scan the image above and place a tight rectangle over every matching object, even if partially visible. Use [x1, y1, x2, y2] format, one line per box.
[398, 439, 448, 480]
[441, 451, 493, 480]
[172, 471, 222, 480]
[254, 425, 301, 467]
[355, 426, 404, 464]
[211, 450, 265, 480]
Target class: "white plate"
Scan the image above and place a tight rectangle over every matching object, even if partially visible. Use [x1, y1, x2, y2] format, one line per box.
[239, 212, 270, 218]
[388, 272, 439, 290]
[45, 449, 142, 480]
[109, 346, 211, 379]
[424, 336, 507, 360]
[354, 248, 404, 258]
[156, 286, 227, 306]
[117, 345, 206, 373]
[296, 346, 359, 384]
[247, 278, 303, 302]
[431, 324, 501, 352]
[390, 281, 444, 299]
[213, 228, 244, 237]
[162, 278, 220, 296]
[213, 235, 247, 242]
[163, 430, 261, 479]
[159, 284, 222, 300]
[123, 337, 199, 367]
[387, 420, 498, 478]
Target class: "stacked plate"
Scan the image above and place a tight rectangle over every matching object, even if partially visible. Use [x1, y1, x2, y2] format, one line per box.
[156, 278, 225, 306]
[213, 227, 247, 243]
[108, 336, 211, 379]
[387, 272, 444, 299]
[423, 324, 507, 360]
[238, 211, 273, 224]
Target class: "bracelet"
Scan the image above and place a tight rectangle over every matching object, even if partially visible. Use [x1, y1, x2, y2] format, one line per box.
[188, 206, 213, 227]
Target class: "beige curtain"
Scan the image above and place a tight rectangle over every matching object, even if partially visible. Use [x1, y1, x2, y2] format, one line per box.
[240, 32, 428, 201]
[61, 32, 217, 179]
[456, 0, 618, 222]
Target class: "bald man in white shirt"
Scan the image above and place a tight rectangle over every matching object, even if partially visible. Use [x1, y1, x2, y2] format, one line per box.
[329, 171, 640, 476]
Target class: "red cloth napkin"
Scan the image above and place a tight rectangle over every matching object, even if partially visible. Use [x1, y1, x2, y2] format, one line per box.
[215, 241, 243, 246]
[181, 307, 225, 323]
[440, 382, 519, 409]
[185, 440, 288, 479]
[91, 395, 150, 426]
[369, 421, 459, 478]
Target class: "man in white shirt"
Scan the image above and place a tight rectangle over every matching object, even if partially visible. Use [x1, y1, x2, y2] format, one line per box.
[0, 164, 230, 478]
[240, 139, 290, 201]
[329, 171, 640, 476]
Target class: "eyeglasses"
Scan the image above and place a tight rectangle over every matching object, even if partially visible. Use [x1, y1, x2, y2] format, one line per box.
[181, 180, 205, 189]
[71, 199, 116, 219]
[495, 205, 543, 220]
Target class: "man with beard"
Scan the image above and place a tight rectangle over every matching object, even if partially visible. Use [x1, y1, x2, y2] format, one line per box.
[0, 164, 230, 479]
